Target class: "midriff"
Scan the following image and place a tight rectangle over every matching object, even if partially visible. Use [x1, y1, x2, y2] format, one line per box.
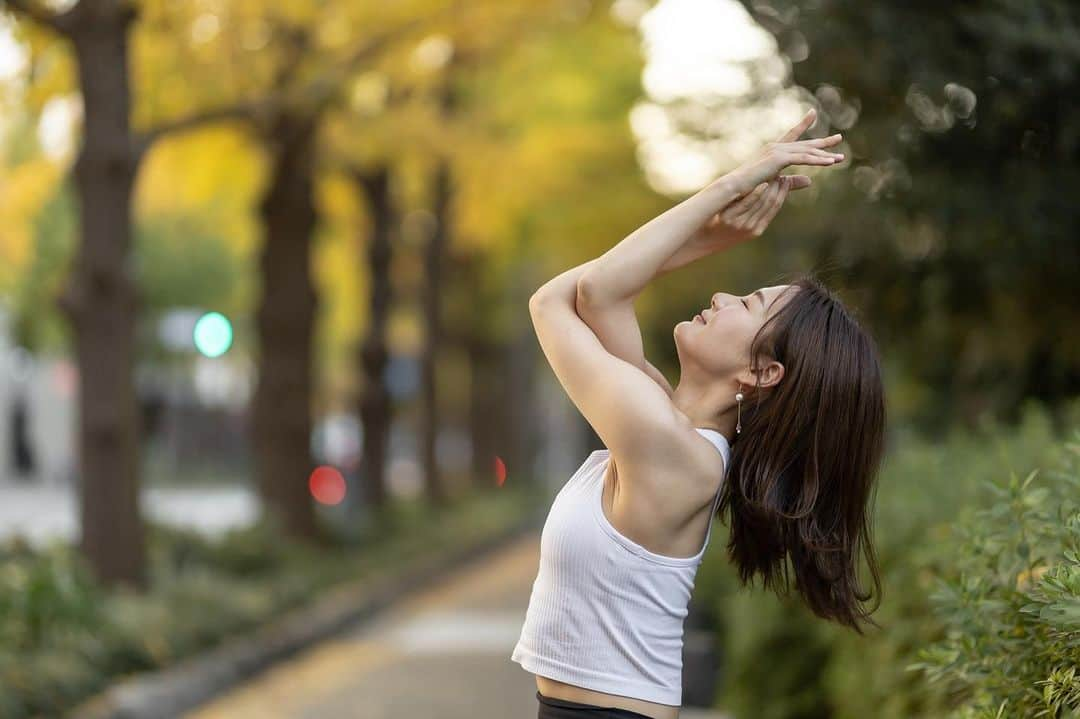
[535, 674, 679, 719]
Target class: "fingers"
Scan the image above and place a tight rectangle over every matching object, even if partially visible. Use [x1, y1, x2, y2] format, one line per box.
[745, 178, 784, 230]
[753, 178, 790, 235]
[788, 151, 843, 166]
[722, 181, 769, 222]
[775, 108, 844, 148]
[795, 145, 844, 161]
[735, 181, 770, 207]
[733, 169, 815, 238]
[786, 174, 812, 190]
[726, 176, 785, 237]
[785, 137, 843, 163]
[777, 108, 817, 143]
[766, 141, 843, 168]
[806, 133, 844, 149]
[733, 182, 772, 220]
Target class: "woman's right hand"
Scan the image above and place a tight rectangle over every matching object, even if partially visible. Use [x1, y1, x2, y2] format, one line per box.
[721, 108, 845, 196]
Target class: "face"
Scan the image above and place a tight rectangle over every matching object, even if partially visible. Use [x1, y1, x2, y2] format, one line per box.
[674, 284, 796, 382]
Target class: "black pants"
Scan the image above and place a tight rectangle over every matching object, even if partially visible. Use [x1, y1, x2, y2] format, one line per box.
[536, 690, 659, 718]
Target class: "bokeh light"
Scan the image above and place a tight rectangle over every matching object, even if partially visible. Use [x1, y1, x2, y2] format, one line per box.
[193, 311, 233, 358]
[309, 466, 347, 505]
[494, 455, 507, 487]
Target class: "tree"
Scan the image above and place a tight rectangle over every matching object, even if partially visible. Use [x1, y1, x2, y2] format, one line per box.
[2, 0, 160, 586]
[322, 1, 594, 509]
[0, 0, 426, 575]
[349, 163, 397, 516]
[734, 0, 1080, 429]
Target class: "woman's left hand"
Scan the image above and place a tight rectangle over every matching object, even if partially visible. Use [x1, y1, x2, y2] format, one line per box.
[691, 173, 810, 251]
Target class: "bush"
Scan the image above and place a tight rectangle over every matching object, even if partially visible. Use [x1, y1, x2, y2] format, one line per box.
[910, 434, 1080, 718]
[699, 398, 1080, 719]
[0, 482, 539, 719]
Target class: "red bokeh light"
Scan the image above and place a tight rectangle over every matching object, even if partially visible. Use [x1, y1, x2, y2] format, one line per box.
[494, 455, 507, 487]
[309, 466, 347, 505]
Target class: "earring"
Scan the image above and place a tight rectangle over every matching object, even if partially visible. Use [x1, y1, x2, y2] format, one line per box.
[735, 384, 744, 435]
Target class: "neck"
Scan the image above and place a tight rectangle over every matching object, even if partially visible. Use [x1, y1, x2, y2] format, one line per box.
[671, 375, 738, 443]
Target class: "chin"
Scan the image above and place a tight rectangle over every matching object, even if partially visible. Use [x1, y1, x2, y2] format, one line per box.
[674, 317, 699, 337]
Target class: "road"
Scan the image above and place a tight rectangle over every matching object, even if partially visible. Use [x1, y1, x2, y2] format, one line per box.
[0, 482, 256, 545]
[186, 531, 731, 719]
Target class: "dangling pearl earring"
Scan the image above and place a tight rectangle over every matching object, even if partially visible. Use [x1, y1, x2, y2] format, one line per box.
[735, 384, 744, 435]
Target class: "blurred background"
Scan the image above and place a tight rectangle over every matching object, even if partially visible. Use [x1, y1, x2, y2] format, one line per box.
[0, 0, 1077, 717]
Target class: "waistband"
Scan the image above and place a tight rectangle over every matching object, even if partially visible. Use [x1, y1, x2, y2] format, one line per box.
[536, 690, 658, 718]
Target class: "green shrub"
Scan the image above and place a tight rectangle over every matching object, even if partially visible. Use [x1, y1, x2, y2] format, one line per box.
[0, 539, 102, 650]
[0, 482, 537, 719]
[147, 517, 297, 578]
[700, 399, 1080, 719]
[909, 434, 1080, 718]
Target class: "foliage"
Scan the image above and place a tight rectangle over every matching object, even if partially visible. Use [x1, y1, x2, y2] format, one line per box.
[909, 436, 1080, 718]
[698, 398, 1080, 719]
[1, 0, 661, 382]
[0, 483, 538, 719]
[133, 212, 247, 356]
[6, 176, 75, 352]
[730, 0, 1080, 430]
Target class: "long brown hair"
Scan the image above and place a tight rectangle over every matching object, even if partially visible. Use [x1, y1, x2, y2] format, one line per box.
[716, 272, 886, 633]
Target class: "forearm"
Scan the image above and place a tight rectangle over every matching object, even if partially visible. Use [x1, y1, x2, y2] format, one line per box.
[527, 237, 710, 315]
[653, 230, 722, 279]
[578, 177, 741, 303]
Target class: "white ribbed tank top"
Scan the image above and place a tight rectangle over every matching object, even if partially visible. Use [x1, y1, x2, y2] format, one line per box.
[510, 427, 732, 706]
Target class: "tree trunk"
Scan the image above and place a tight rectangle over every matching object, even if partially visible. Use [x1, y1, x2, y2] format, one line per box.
[466, 335, 502, 490]
[418, 73, 461, 506]
[351, 163, 396, 518]
[250, 114, 319, 540]
[445, 247, 502, 492]
[55, 6, 146, 588]
[419, 156, 452, 506]
[503, 241, 543, 486]
[505, 317, 540, 485]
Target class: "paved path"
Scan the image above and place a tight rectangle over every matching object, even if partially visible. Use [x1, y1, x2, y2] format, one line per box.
[186, 531, 730, 719]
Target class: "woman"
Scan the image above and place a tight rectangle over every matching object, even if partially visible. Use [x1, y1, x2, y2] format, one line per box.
[511, 109, 887, 719]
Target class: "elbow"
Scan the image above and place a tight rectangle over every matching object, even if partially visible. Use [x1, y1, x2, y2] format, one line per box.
[528, 290, 555, 315]
[575, 273, 604, 307]
[576, 274, 623, 312]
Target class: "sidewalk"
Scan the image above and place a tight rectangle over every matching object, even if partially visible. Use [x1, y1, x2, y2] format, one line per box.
[186, 530, 731, 719]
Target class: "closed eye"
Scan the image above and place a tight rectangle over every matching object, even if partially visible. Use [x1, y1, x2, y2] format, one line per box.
[741, 297, 748, 309]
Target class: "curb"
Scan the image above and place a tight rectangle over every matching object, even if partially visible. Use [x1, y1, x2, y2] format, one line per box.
[72, 508, 545, 719]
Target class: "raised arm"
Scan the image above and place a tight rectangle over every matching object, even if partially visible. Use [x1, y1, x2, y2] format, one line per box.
[576, 109, 842, 394]
[578, 108, 841, 305]
[528, 109, 844, 464]
[576, 176, 799, 396]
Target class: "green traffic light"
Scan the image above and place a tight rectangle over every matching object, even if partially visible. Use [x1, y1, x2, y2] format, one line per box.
[193, 312, 233, 357]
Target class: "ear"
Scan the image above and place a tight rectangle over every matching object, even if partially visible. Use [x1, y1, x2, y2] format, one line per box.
[738, 359, 785, 391]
